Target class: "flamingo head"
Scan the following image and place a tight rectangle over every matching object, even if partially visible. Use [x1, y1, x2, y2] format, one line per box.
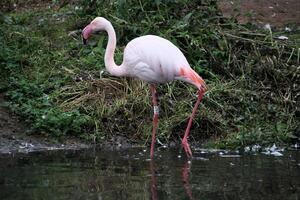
[82, 17, 109, 45]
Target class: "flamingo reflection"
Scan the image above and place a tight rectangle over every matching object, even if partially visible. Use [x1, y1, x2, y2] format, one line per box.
[182, 160, 194, 200]
[149, 159, 194, 200]
[150, 160, 158, 200]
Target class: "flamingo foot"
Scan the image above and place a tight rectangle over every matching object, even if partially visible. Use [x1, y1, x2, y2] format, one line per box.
[182, 138, 192, 157]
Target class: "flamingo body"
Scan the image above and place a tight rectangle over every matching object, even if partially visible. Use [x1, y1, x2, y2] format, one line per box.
[82, 17, 206, 158]
[123, 35, 189, 83]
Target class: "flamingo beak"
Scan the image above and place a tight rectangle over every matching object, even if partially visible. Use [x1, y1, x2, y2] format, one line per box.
[82, 36, 87, 45]
[82, 24, 92, 45]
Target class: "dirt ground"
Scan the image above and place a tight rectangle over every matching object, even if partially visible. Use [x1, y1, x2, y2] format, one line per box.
[218, 0, 300, 26]
[0, 0, 74, 12]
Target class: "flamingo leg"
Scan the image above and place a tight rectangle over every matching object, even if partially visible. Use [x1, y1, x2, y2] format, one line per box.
[182, 88, 205, 157]
[150, 84, 159, 159]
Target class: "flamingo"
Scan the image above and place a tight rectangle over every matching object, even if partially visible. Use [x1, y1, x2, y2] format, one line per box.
[82, 17, 206, 159]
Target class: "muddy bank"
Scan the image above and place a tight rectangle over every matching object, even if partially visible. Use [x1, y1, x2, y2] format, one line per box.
[0, 94, 138, 154]
[218, 0, 300, 26]
[0, 95, 91, 154]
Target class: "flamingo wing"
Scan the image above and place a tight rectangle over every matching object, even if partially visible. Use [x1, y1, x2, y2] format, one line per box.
[122, 35, 189, 82]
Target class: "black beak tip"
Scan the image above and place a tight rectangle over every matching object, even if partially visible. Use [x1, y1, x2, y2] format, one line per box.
[82, 36, 87, 45]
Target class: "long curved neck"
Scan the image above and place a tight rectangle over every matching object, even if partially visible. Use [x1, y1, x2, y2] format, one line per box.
[104, 22, 126, 77]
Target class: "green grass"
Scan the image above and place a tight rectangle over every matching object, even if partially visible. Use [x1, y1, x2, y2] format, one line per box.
[0, 0, 299, 148]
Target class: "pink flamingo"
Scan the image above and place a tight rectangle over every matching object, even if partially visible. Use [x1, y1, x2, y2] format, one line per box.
[82, 17, 206, 158]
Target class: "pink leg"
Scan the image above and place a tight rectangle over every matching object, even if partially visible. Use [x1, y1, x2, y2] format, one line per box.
[150, 84, 159, 159]
[182, 89, 205, 157]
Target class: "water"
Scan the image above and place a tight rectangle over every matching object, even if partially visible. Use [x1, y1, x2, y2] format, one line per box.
[0, 147, 299, 200]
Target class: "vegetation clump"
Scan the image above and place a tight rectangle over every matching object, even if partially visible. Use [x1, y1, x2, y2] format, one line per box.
[0, 0, 299, 148]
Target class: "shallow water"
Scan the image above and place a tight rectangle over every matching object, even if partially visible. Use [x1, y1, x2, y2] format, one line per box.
[0, 147, 299, 200]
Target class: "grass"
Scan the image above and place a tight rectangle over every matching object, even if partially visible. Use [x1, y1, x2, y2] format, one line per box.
[0, 0, 299, 148]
